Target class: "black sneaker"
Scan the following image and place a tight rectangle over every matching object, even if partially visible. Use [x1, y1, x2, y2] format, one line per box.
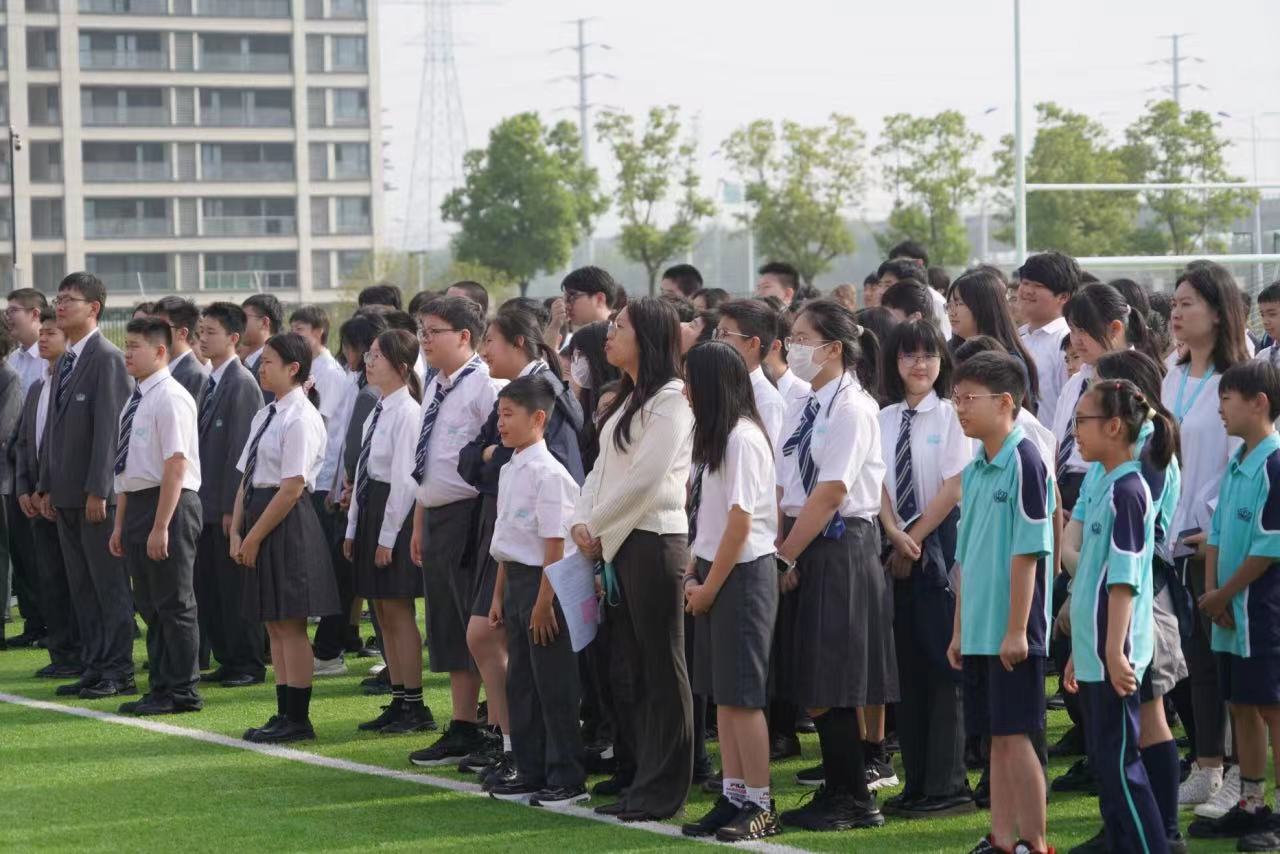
[682, 796, 742, 837]
[1049, 725, 1086, 758]
[530, 784, 589, 809]
[592, 772, 632, 797]
[780, 786, 884, 831]
[489, 776, 544, 803]
[692, 758, 712, 785]
[55, 674, 96, 696]
[770, 732, 801, 762]
[1067, 827, 1109, 854]
[1046, 691, 1067, 711]
[701, 771, 723, 794]
[867, 757, 899, 791]
[1189, 804, 1274, 839]
[358, 701, 403, 732]
[796, 713, 817, 734]
[968, 835, 1001, 854]
[795, 764, 824, 786]
[459, 743, 502, 774]
[1051, 758, 1099, 794]
[716, 800, 782, 842]
[408, 721, 484, 767]
[480, 752, 516, 791]
[974, 769, 991, 809]
[380, 704, 437, 735]
[881, 791, 924, 815]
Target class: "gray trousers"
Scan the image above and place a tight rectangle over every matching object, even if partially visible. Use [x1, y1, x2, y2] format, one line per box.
[33, 515, 79, 668]
[124, 488, 202, 701]
[57, 504, 135, 682]
[1, 494, 45, 639]
[195, 521, 265, 679]
[504, 562, 585, 788]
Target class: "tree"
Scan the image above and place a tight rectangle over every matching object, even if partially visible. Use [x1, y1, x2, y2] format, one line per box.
[721, 114, 865, 285]
[441, 112, 606, 296]
[872, 110, 983, 265]
[1123, 100, 1255, 255]
[992, 102, 1142, 256]
[595, 106, 715, 295]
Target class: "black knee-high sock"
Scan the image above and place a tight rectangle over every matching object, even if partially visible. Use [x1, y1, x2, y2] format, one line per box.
[276, 684, 288, 718]
[1141, 739, 1181, 838]
[287, 686, 313, 723]
[769, 699, 796, 738]
[816, 708, 869, 800]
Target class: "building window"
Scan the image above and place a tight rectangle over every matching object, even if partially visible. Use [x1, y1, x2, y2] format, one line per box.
[331, 89, 367, 127]
[335, 196, 370, 234]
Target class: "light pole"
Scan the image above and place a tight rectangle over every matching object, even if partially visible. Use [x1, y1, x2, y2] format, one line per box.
[1012, 0, 1026, 264]
[1217, 111, 1280, 288]
[7, 127, 20, 289]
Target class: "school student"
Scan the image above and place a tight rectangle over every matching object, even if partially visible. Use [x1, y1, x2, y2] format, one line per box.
[484, 375, 588, 808]
[1016, 252, 1079, 428]
[1061, 378, 1169, 854]
[678, 342, 781, 841]
[1062, 336, 1082, 379]
[877, 320, 976, 818]
[107, 318, 204, 716]
[1254, 282, 1280, 368]
[37, 272, 135, 700]
[152, 296, 210, 406]
[762, 303, 811, 413]
[343, 330, 433, 735]
[0, 325, 24, 649]
[1164, 263, 1251, 812]
[946, 352, 1054, 854]
[946, 266, 1041, 417]
[715, 299, 787, 446]
[193, 303, 265, 688]
[240, 294, 283, 404]
[15, 308, 79, 677]
[1189, 361, 1280, 846]
[879, 278, 937, 328]
[569, 297, 695, 823]
[408, 295, 503, 766]
[232, 333, 341, 743]
[771, 299, 895, 832]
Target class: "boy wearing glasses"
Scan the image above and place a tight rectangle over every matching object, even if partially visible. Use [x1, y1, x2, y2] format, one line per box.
[946, 352, 1056, 854]
[715, 299, 786, 446]
[561, 266, 620, 328]
[407, 295, 504, 768]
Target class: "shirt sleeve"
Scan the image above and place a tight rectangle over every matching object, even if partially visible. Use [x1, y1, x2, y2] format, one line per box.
[1107, 477, 1149, 590]
[156, 390, 195, 463]
[1011, 447, 1053, 558]
[1072, 467, 1097, 523]
[814, 395, 878, 488]
[723, 426, 772, 517]
[940, 406, 976, 481]
[1249, 453, 1280, 560]
[279, 410, 322, 482]
[535, 466, 577, 542]
[380, 402, 423, 549]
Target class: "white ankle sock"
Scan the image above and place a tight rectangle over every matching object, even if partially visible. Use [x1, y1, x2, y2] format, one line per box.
[724, 777, 746, 806]
[746, 785, 771, 810]
[502, 734, 512, 752]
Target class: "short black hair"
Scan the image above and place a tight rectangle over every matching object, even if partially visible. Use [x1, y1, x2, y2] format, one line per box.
[339, 311, 387, 357]
[661, 264, 703, 297]
[1221, 361, 1280, 421]
[876, 258, 924, 282]
[125, 316, 173, 351]
[358, 283, 403, 310]
[59, 272, 107, 315]
[691, 287, 730, 310]
[758, 261, 799, 295]
[6, 288, 47, 311]
[953, 334, 1007, 363]
[133, 301, 156, 316]
[863, 272, 879, 287]
[499, 296, 552, 328]
[927, 266, 951, 293]
[448, 280, 489, 315]
[153, 296, 200, 337]
[880, 279, 935, 325]
[289, 304, 330, 344]
[1259, 282, 1280, 305]
[407, 289, 439, 316]
[717, 299, 778, 362]
[561, 266, 619, 308]
[201, 301, 247, 337]
[39, 305, 55, 324]
[888, 240, 929, 267]
[498, 373, 556, 416]
[419, 294, 485, 345]
[242, 294, 283, 334]
[381, 309, 416, 333]
[1019, 251, 1081, 298]
[952, 351, 1026, 414]
[660, 292, 696, 323]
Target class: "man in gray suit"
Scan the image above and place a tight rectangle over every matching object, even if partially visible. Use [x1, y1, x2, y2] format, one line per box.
[152, 296, 209, 407]
[16, 307, 79, 677]
[193, 302, 265, 687]
[0, 324, 26, 648]
[36, 272, 135, 699]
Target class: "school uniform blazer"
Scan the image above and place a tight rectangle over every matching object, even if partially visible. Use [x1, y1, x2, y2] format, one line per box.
[169, 351, 209, 408]
[198, 358, 264, 523]
[37, 332, 132, 508]
[13, 379, 41, 498]
[342, 381, 380, 484]
[0, 363, 24, 496]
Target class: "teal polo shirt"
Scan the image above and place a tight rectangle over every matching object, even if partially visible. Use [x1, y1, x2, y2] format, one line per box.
[1208, 431, 1280, 658]
[1069, 461, 1155, 683]
[957, 425, 1056, 656]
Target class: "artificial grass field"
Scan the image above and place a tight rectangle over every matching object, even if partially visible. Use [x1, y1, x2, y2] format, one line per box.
[0, 612, 1249, 853]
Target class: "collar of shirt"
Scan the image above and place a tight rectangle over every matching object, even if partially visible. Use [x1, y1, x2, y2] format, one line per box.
[439, 355, 481, 390]
[380, 384, 411, 406]
[1022, 316, 1069, 339]
[1095, 458, 1143, 492]
[169, 350, 192, 371]
[137, 367, 172, 396]
[209, 356, 236, 383]
[1230, 432, 1280, 478]
[274, 385, 307, 412]
[246, 346, 264, 367]
[16, 341, 39, 362]
[749, 365, 767, 385]
[976, 424, 1027, 470]
[68, 327, 101, 359]
[518, 359, 546, 379]
[509, 439, 551, 473]
[812, 371, 855, 412]
[909, 390, 941, 414]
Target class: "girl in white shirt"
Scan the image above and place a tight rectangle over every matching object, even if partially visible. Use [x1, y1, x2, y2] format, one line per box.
[342, 330, 430, 735]
[878, 319, 975, 813]
[773, 299, 894, 832]
[680, 342, 781, 841]
[230, 332, 338, 744]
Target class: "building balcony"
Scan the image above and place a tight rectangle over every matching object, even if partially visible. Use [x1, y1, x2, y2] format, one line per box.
[198, 0, 290, 17]
[202, 214, 295, 237]
[84, 161, 170, 182]
[80, 50, 168, 71]
[82, 106, 169, 126]
[204, 269, 296, 290]
[85, 217, 171, 238]
[202, 108, 292, 128]
[79, 0, 169, 13]
[97, 270, 173, 292]
[200, 52, 290, 73]
[201, 162, 294, 181]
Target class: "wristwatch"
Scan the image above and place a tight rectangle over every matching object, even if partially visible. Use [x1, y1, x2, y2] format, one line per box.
[776, 553, 797, 574]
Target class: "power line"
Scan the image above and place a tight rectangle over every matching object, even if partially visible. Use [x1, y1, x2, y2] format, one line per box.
[1147, 33, 1205, 109]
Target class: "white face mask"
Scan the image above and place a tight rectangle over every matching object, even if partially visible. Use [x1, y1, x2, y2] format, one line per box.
[786, 342, 833, 382]
[570, 353, 592, 389]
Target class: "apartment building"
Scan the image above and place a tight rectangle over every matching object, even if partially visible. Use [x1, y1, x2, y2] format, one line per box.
[0, 0, 382, 305]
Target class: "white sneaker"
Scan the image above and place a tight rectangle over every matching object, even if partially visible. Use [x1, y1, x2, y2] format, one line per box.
[1178, 762, 1224, 807]
[1194, 765, 1240, 819]
[313, 656, 347, 677]
[367, 662, 387, 676]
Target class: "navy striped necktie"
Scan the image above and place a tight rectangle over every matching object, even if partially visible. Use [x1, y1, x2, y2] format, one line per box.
[782, 395, 845, 539]
[355, 400, 384, 504]
[411, 357, 480, 482]
[113, 387, 144, 475]
[1056, 378, 1090, 481]
[56, 350, 77, 409]
[895, 408, 919, 524]
[241, 404, 277, 507]
[687, 462, 707, 543]
[198, 375, 217, 434]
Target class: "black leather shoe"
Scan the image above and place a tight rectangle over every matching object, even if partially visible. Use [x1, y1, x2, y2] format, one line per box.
[119, 693, 159, 714]
[132, 695, 203, 716]
[244, 715, 283, 741]
[200, 667, 228, 683]
[594, 801, 628, 816]
[617, 809, 672, 823]
[895, 794, 978, 818]
[80, 678, 138, 699]
[36, 663, 82, 679]
[250, 718, 315, 744]
[592, 772, 633, 797]
[682, 796, 740, 837]
[770, 733, 802, 762]
[7, 631, 46, 648]
[220, 673, 264, 688]
[56, 675, 97, 696]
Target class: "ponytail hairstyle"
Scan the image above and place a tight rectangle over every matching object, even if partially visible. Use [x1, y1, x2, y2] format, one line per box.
[374, 329, 424, 403]
[685, 342, 769, 472]
[946, 266, 1040, 413]
[1064, 282, 1160, 364]
[1085, 377, 1176, 470]
[265, 332, 320, 409]
[1175, 261, 1251, 373]
[1094, 349, 1181, 464]
[795, 298, 881, 396]
[487, 308, 565, 381]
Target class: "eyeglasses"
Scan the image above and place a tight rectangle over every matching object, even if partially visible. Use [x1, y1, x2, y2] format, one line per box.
[52, 295, 89, 308]
[1072, 414, 1111, 429]
[898, 352, 941, 366]
[563, 290, 585, 304]
[417, 326, 460, 342]
[362, 350, 384, 365]
[951, 392, 1005, 408]
[712, 328, 752, 342]
[783, 337, 831, 349]
[606, 320, 619, 336]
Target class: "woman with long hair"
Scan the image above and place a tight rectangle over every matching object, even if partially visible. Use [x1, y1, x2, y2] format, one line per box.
[567, 320, 621, 472]
[946, 267, 1040, 416]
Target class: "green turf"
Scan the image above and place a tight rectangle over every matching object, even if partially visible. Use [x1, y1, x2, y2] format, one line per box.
[0, 615, 1248, 852]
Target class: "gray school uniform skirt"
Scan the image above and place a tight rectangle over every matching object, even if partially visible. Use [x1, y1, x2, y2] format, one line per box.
[352, 480, 423, 600]
[692, 553, 778, 708]
[780, 515, 899, 709]
[1141, 560, 1189, 700]
[470, 493, 500, 618]
[241, 487, 341, 623]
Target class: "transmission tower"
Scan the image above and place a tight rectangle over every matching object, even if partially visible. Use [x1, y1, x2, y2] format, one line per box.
[1148, 33, 1205, 109]
[401, 0, 469, 251]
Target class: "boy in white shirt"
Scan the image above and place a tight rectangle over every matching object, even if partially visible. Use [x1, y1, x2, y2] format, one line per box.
[108, 317, 204, 716]
[715, 299, 787, 446]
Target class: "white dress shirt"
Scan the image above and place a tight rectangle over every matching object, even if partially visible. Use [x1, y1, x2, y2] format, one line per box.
[1050, 364, 1093, 476]
[777, 372, 885, 521]
[326, 370, 360, 494]
[491, 439, 579, 567]
[35, 365, 52, 458]
[691, 419, 778, 563]
[66, 327, 101, 370]
[749, 366, 786, 448]
[1016, 408, 1057, 474]
[414, 351, 428, 387]
[1163, 362, 1239, 543]
[236, 386, 328, 490]
[311, 349, 350, 491]
[345, 385, 422, 548]
[774, 369, 811, 408]
[115, 368, 202, 495]
[928, 287, 952, 339]
[8, 341, 44, 397]
[1020, 316, 1070, 427]
[878, 392, 973, 528]
[414, 356, 502, 508]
